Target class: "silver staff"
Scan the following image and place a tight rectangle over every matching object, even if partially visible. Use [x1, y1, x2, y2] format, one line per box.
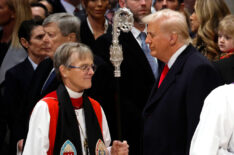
[110, 7, 134, 77]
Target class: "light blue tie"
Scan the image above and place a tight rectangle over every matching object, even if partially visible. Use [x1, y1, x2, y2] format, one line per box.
[139, 32, 158, 80]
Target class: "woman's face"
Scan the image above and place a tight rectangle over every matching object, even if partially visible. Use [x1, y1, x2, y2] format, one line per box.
[86, 0, 109, 20]
[190, 11, 200, 33]
[0, 0, 15, 26]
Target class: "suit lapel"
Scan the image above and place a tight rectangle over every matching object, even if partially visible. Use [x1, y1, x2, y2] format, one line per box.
[120, 32, 155, 81]
[23, 58, 34, 72]
[144, 45, 194, 111]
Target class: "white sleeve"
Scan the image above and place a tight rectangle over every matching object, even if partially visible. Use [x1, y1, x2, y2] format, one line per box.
[190, 85, 234, 155]
[22, 100, 50, 155]
[101, 107, 111, 147]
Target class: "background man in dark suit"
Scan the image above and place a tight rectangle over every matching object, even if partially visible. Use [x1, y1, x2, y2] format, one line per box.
[93, 0, 161, 154]
[2, 19, 49, 155]
[142, 9, 223, 155]
[48, 0, 86, 21]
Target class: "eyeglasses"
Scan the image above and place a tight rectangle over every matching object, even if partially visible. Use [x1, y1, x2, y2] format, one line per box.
[68, 64, 97, 72]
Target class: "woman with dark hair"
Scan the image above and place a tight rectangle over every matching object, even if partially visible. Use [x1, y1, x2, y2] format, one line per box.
[80, 0, 110, 51]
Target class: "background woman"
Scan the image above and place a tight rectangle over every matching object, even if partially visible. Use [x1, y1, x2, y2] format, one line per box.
[0, 0, 32, 153]
[191, 0, 230, 61]
[0, 0, 32, 85]
[80, 0, 110, 51]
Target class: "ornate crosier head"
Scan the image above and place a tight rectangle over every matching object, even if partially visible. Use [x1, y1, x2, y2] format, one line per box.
[110, 7, 134, 77]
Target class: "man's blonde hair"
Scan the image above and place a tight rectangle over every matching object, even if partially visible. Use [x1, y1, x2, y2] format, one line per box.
[143, 9, 191, 44]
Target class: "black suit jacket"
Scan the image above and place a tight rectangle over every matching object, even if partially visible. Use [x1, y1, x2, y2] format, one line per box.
[81, 19, 98, 51]
[15, 58, 58, 143]
[3, 58, 34, 154]
[213, 55, 234, 84]
[80, 19, 112, 52]
[143, 44, 223, 155]
[4, 58, 34, 128]
[93, 30, 162, 155]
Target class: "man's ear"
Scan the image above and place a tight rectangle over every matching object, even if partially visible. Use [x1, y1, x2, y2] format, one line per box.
[59, 65, 68, 79]
[68, 33, 77, 42]
[169, 33, 178, 46]
[20, 38, 29, 49]
[119, 0, 126, 8]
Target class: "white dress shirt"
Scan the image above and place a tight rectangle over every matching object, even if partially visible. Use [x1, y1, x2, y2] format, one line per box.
[167, 44, 188, 69]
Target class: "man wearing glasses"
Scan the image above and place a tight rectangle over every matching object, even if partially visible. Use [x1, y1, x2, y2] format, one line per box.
[23, 42, 129, 155]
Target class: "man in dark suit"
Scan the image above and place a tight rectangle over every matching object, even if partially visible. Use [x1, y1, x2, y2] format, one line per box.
[2, 19, 49, 155]
[15, 13, 82, 153]
[142, 9, 223, 155]
[48, 0, 86, 21]
[92, 0, 161, 154]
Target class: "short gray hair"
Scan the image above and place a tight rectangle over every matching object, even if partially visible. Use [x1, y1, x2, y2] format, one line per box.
[143, 9, 191, 44]
[54, 42, 94, 80]
[43, 13, 81, 41]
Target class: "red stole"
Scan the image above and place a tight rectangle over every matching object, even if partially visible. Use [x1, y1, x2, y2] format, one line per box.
[42, 91, 103, 155]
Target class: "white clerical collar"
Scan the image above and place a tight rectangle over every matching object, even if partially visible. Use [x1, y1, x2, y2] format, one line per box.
[28, 56, 37, 70]
[167, 44, 188, 68]
[86, 17, 108, 34]
[65, 86, 83, 98]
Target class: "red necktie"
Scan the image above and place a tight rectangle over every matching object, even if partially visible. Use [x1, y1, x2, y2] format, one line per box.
[158, 65, 169, 88]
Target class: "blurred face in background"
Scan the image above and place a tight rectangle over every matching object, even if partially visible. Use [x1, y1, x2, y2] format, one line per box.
[31, 6, 46, 19]
[120, 0, 152, 24]
[85, 0, 109, 20]
[27, 26, 49, 58]
[39, 0, 53, 14]
[43, 22, 71, 59]
[190, 11, 200, 33]
[0, 0, 15, 27]
[218, 32, 234, 53]
[154, 0, 180, 11]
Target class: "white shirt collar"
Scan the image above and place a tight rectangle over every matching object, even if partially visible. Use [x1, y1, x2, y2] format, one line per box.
[131, 26, 147, 47]
[65, 86, 83, 98]
[61, 0, 77, 14]
[86, 17, 108, 34]
[28, 56, 37, 70]
[167, 44, 188, 68]
[131, 26, 147, 39]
